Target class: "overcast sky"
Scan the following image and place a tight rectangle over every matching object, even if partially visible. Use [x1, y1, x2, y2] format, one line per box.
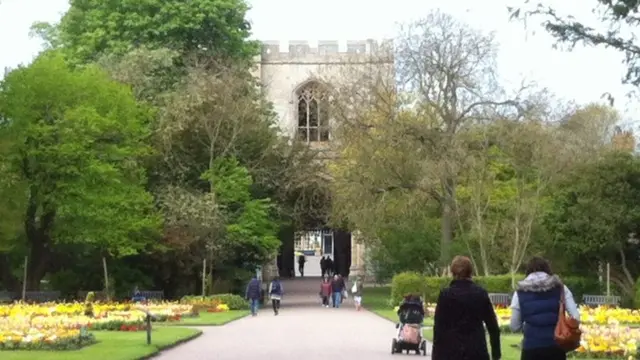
[1, 0, 638, 123]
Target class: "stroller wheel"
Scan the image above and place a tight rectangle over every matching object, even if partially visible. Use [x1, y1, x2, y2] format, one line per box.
[391, 338, 397, 354]
[420, 340, 427, 356]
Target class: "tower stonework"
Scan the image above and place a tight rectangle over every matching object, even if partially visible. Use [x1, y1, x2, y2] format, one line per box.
[255, 40, 393, 282]
[254, 39, 393, 139]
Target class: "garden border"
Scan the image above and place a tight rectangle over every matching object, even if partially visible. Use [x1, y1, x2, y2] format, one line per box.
[136, 330, 203, 360]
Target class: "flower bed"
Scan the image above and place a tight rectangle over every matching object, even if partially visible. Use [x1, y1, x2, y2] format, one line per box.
[574, 324, 639, 358]
[0, 301, 212, 350]
[0, 318, 95, 350]
[394, 303, 640, 358]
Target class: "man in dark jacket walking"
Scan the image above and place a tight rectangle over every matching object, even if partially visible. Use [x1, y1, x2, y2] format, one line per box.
[432, 256, 501, 360]
[298, 254, 306, 277]
[245, 276, 262, 316]
[320, 256, 327, 277]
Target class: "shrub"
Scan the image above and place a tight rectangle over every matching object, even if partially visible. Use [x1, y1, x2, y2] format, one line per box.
[475, 275, 521, 293]
[634, 278, 640, 309]
[423, 276, 450, 303]
[390, 272, 427, 306]
[209, 294, 248, 310]
[392, 271, 599, 305]
[181, 293, 248, 310]
[563, 276, 601, 302]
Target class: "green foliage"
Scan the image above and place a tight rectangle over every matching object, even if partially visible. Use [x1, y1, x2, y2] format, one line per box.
[634, 277, 640, 309]
[208, 157, 280, 266]
[391, 271, 600, 304]
[390, 272, 428, 306]
[367, 197, 440, 282]
[84, 291, 95, 317]
[0, 51, 162, 256]
[41, 0, 258, 64]
[545, 152, 640, 255]
[181, 293, 248, 310]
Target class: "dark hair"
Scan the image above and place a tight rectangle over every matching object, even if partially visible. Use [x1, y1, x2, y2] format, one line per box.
[450, 256, 473, 279]
[525, 256, 552, 275]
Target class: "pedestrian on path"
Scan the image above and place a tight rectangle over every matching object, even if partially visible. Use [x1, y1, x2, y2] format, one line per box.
[269, 276, 284, 315]
[351, 276, 364, 311]
[320, 276, 332, 307]
[245, 276, 262, 316]
[330, 274, 344, 308]
[320, 256, 327, 277]
[510, 256, 580, 360]
[326, 256, 334, 277]
[431, 255, 501, 360]
[298, 254, 306, 277]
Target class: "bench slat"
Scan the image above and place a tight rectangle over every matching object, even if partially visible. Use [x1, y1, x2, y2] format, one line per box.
[582, 294, 620, 306]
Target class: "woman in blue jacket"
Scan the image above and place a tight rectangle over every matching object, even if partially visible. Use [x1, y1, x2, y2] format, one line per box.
[510, 257, 581, 360]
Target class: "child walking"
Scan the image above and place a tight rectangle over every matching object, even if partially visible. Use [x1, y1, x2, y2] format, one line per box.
[352, 276, 364, 311]
[320, 277, 332, 307]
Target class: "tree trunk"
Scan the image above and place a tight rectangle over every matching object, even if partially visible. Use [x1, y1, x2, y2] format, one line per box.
[23, 187, 55, 291]
[0, 254, 19, 291]
[440, 177, 455, 268]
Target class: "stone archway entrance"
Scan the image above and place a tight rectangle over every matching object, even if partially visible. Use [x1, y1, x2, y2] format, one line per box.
[276, 228, 351, 279]
[267, 228, 354, 307]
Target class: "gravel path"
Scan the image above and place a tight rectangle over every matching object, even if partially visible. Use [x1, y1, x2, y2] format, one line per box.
[154, 306, 432, 360]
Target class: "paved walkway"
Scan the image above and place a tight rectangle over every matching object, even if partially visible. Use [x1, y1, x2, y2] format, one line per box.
[155, 306, 432, 360]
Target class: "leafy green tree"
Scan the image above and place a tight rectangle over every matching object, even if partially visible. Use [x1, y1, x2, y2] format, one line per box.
[0, 51, 161, 289]
[545, 151, 640, 298]
[33, 0, 258, 64]
[328, 12, 523, 270]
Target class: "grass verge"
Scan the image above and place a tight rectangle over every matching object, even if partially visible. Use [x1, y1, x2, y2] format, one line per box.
[0, 327, 202, 360]
[169, 310, 249, 326]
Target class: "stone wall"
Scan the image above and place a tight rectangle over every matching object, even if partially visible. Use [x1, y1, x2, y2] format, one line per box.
[256, 40, 394, 139]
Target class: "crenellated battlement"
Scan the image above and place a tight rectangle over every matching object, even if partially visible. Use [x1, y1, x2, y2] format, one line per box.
[260, 39, 393, 63]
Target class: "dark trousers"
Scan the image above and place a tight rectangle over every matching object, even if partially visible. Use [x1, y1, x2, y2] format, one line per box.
[521, 346, 566, 360]
[321, 267, 326, 277]
[322, 296, 329, 306]
[298, 264, 304, 277]
[271, 299, 280, 313]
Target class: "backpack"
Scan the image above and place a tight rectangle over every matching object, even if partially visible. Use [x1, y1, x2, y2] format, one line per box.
[271, 281, 281, 294]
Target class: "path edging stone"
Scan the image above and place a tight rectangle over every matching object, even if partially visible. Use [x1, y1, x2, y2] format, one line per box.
[136, 331, 203, 360]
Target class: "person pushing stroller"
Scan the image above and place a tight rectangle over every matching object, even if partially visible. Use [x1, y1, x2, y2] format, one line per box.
[396, 294, 425, 340]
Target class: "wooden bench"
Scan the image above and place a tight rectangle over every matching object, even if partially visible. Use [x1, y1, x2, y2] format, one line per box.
[0, 291, 17, 303]
[582, 294, 620, 306]
[24, 291, 61, 303]
[488, 293, 511, 306]
[136, 290, 164, 300]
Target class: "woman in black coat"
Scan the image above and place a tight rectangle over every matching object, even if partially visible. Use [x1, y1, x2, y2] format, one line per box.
[432, 256, 501, 360]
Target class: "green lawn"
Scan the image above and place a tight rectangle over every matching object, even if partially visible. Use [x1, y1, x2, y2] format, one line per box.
[168, 310, 249, 326]
[363, 287, 605, 360]
[0, 327, 201, 360]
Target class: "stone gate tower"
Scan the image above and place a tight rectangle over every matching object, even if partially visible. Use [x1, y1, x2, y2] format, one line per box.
[254, 40, 393, 281]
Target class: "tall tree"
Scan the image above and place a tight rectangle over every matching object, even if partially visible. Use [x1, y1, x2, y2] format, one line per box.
[0, 51, 161, 289]
[328, 11, 523, 269]
[545, 151, 640, 299]
[32, 0, 258, 64]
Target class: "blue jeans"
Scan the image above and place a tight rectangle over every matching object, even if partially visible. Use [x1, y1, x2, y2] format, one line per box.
[250, 298, 259, 315]
[333, 292, 342, 308]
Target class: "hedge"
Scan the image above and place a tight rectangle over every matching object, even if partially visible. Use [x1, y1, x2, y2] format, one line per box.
[391, 272, 601, 305]
[181, 293, 248, 310]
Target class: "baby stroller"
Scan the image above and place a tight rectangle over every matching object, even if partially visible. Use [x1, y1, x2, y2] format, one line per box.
[391, 295, 428, 356]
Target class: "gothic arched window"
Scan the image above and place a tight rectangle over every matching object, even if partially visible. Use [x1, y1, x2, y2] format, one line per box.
[297, 82, 329, 142]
